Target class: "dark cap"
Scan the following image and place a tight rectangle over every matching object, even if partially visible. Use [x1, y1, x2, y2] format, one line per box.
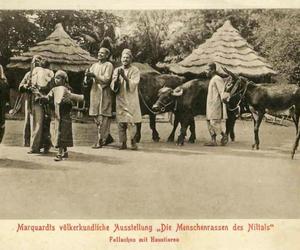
[208, 62, 217, 71]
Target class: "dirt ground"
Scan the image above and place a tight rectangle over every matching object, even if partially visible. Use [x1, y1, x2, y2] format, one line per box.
[0, 117, 300, 219]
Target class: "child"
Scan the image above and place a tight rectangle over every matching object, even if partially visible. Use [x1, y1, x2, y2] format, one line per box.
[36, 70, 83, 161]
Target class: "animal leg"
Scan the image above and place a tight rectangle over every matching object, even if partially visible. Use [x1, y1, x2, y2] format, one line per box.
[230, 118, 236, 142]
[188, 118, 196, 143]
[291, 130, 300, 159]
[252, 111, 264, 150]
[292, 106, 300, 134]
[149, 114, 160, 142]
[177, 114, 190, 146]
[167, 114, 178, 142]
[226, 111, 236, 142]
[134, 122, 142, 143]
[0, 124, 5, 144]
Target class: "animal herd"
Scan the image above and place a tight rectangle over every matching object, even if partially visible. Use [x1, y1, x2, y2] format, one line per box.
[83, 65, 300, 159]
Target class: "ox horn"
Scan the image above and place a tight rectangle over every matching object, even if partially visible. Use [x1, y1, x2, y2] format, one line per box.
[172, 87, 183, 97]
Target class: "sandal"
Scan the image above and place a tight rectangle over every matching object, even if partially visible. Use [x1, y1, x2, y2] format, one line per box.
[54, 155, 63, 161]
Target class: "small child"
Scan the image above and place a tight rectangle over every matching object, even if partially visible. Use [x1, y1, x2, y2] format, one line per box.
[36, 70, 83, 161]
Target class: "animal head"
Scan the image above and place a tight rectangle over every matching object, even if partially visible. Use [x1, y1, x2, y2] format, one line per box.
[153, 87, 183, 113]
[222, 67, 244, 103]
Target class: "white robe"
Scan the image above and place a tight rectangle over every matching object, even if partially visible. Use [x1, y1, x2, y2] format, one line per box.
[206, 75, 227, 120]
[111, 65, 142, 123]
[88, 62, 114, 116]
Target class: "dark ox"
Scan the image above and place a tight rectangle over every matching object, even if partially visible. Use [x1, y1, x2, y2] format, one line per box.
[152, 79, 238, 145]
[82, 69, 186, 142]
[222, 67, 300, 159]
[135, 73, 186, 142]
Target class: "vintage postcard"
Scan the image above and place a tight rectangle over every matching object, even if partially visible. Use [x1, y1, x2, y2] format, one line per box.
[0, 0, 299, 249]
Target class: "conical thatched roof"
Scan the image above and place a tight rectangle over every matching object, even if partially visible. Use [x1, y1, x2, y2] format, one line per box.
[157, 20, 277, 78]
[7, 23, 97, 72]
[132, 62, 160, 75]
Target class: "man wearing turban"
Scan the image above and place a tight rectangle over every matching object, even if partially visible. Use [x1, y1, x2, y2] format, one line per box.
[86, 47, 114, 148]
[111, 49, 142, 150]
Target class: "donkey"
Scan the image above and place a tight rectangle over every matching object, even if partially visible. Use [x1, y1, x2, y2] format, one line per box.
[222, 67, 300, 159]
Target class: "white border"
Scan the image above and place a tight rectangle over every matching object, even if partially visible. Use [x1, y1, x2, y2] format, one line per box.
[0, 0, 299, 10]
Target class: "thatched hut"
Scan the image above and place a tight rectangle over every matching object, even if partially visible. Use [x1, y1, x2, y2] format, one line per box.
[157, 20, 276, 82]
[7, 23, 97, 73]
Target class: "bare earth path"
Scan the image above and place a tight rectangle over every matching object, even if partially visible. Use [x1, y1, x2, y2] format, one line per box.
[0, 119, 300, 219]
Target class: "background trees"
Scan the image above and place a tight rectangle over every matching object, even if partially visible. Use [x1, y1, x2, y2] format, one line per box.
[0, 9, 299, 82]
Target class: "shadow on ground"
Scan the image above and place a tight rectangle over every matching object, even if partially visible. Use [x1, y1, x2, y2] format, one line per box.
[65, 151, 125, 165]
[0, 159, 70, 171]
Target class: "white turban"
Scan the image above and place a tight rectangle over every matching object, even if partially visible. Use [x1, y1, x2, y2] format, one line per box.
[122, 49, 133, 58]
[99, 47, 110, 55]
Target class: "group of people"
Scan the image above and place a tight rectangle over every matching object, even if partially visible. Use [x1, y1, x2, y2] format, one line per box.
[85, 47, 141, 151]
[1, 47, 228, 161]
[14, 47, 142, 161]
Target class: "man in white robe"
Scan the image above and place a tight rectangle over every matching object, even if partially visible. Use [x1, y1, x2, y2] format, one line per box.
[86, 47, 114, 148]
[111, 49, 141, 150]
[205, 62, 228, 146]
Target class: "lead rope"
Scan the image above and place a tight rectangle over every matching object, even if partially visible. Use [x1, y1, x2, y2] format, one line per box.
[138, 88, 157, 115]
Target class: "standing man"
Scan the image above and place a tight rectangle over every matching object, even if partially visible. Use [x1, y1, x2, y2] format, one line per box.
[19, 56, 43, 147]
[19, 55, 54, 153]
[0, 64, 8, 144]
[86, 47, 114, 148]
[111, 49, 141, 150]
[205, 62, 228, 146]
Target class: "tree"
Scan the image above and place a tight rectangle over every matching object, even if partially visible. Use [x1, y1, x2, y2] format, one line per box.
[161, 9, 261, 63]
[0, 10, 40, 65]
[0, 10, 122, 67]
[113, 10, 172, 66]
[253, 9, 300, 81]
[35, 10, 122, 57]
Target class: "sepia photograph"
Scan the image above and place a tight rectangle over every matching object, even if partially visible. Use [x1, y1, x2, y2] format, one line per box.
[0, 0, 300, 249]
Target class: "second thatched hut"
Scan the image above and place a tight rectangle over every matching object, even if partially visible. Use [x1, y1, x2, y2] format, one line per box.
[157, 20, 277, 82]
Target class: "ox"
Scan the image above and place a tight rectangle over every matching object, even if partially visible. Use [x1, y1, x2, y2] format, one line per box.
[152, 79, 238, 145]
[135, 72, 186, 142]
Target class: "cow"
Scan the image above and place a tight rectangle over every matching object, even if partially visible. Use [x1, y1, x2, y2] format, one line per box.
[152, 79, 238, 145]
